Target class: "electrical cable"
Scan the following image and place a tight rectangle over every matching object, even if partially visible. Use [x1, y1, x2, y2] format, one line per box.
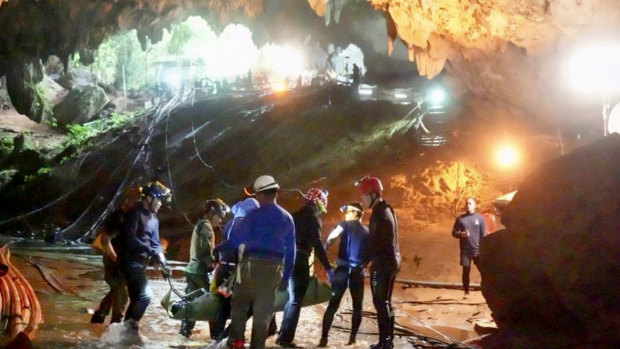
[164, 96, 197, 228]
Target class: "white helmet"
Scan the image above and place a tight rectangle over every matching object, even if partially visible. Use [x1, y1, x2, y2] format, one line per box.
[253, 175, 280, 192]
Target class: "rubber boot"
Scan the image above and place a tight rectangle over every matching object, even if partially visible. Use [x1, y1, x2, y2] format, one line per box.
[90, 310, 106, 324]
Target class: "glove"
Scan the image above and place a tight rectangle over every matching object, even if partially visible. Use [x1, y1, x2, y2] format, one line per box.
[153, 252, 170, 278]
[326, 269, 335, 284]
[161, 265, 172, 279]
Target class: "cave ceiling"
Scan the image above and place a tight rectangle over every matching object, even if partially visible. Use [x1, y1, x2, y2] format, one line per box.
[1, 0, 620, 128]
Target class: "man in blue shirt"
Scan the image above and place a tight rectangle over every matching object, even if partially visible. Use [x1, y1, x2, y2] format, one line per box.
[117, 181, 171, 335]
[452, 197, 486, 298]
[319, 202, 369, 347]
[227, 175, 295, 349]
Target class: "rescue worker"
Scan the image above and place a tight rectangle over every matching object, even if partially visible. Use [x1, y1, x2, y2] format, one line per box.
[318, 202, 369, 347]
[451, 197, 486, 298]
[90, 187, 140, 324]
[227, 175, 295, 349]
[212, 198, 279, 341]
[277, 188, 333, 348]
[180, 198, 230, 338]
[117, 181, 171, 335]
[355, 175, 400, 349]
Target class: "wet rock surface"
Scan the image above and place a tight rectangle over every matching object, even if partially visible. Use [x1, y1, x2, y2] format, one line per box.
[479, 134, 620, 348]
[53, 85, 109, 126]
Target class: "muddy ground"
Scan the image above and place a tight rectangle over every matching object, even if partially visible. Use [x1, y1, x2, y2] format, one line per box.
[0, 245, 491, 348]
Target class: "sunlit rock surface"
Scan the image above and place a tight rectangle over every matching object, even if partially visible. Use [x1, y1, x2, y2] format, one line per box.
[479, 133, 620, 348]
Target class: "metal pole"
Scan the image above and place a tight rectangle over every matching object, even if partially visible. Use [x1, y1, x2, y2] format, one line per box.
[122, 64, 127, 106]
[603, 93, 610, 136]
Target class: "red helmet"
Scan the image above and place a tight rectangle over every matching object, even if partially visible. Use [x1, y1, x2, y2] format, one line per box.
[355, 175, 383, 195]
[305, 188, 328, 210]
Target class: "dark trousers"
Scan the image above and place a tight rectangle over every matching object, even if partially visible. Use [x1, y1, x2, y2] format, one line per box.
[211, 263, 235, 339]
[321, 265, 364, 339]
[370, 259, 398, 346]
[278, 253, 310, 343]
[462, 254, 480, 294]
[95, 257, 128, 322]
[123, 261, 152, 323]
[229, 258, 282, 349]
[180, 272, 210, 337]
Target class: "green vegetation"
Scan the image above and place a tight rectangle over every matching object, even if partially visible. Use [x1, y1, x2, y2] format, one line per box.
[62, 111, 139, 161]
[0, 136, 13, 157]
[71, 16, 218, 91]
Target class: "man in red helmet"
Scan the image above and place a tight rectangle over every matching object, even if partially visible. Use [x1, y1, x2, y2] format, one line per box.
[355, 176, 400, 349]
[277, 188, 334, 348]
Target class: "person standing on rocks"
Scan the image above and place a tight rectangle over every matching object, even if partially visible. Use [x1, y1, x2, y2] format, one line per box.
[90, 187, 140, 324]
[180, 198, 230, 339]
[452, 196, 486, 298]
[227, 175, 295, 349]
[277, 188, 333, 348]
[356, 175, 400, 349]
[117, 181, 171, 336]
[318, 202, 369, 347]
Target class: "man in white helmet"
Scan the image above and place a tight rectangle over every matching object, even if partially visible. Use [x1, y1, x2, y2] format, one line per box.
[227, 175, 296, 349]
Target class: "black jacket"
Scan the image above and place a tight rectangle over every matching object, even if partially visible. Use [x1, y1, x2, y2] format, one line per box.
[292, 204, 331, 270]
[368, 200, 399, 264]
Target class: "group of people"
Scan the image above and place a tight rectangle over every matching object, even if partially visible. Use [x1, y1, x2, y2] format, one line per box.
[90, 181, 172, 337]
[90, 174, 486, 349]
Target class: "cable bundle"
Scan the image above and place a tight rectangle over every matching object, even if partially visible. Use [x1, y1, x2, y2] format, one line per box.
[0, 247, 42, 340]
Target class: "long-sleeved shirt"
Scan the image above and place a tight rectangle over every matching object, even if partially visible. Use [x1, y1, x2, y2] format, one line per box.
[215, 198, 260, 263]
[292, 204, 331, 270]
[185, 219, 216, 275]
[368, 200, 399, 263]
[230, 202, 296, 281]
[326, 220, 369, 268]
[117, 205, 163, 263]
[452, 212, 486, 257]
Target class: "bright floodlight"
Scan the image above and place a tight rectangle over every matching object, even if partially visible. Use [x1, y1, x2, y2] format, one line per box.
[567, 43, 620, 94]
[428, 88, 446, 105]
[164, 72, 182, 90]
[259, 44, 305, 78]
[394, 92, 407, 99]
[496, 145, 519, 169]
[358, 88, 373, 96]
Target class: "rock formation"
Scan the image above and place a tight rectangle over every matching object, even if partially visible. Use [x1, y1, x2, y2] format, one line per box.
[479, 133, 620, 348]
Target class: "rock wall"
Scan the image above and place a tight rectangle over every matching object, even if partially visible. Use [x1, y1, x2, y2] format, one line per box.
[479, 133, 620, 347]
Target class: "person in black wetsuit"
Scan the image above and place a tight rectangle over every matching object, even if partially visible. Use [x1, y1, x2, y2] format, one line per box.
[451, 196, 486, 298]
[355, 175, 400, 349]
[318, 202, 369, 347]
[277, 188, 334, 348]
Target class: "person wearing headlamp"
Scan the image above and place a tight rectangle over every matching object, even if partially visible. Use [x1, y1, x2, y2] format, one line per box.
[117, 181, 171, 337]
[277, 187, 333, 348]
[180, 198, 230, 339]
[318, 202, 369, 347]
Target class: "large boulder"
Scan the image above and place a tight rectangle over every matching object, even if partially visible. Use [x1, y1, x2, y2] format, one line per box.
[53, 85, 109, 126]
[479, 134, 620, 347]
[5, 61, 45, 122]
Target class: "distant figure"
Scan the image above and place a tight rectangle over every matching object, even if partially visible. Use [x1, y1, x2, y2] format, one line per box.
[247, 69, 253, 90]
[180, 199, 229, 339]
[319, 202, 369, 347]
[451, 197, 486, 298]
[90, 187, 140, 324]
[227, 175, 295, 349]
[352, 63, 361, 85]
[356, 175, 400, 349]
[277, 188, 333, 347]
